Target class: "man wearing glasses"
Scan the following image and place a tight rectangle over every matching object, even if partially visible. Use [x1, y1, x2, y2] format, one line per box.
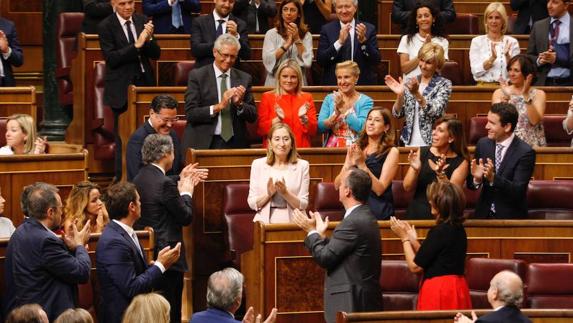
[182, 34, 257, 150]
[126, 95, 185, 181]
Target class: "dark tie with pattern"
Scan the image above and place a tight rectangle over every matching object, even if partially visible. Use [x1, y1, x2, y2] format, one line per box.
[550, 19, 561, 47]
[216, 19, 225, 37]
[219, 73, 233, 141]
[125, 20, 135, 44]
[491, 143, 505, 214]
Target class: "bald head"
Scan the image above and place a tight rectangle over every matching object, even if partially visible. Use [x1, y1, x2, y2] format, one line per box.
[489, 270, 524, 308]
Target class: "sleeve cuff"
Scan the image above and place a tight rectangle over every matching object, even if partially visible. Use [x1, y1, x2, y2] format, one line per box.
[2, 47, 12, 60]
[307, 230, 318, 237]
[154, 261, 166, 273]
[334, 41, 342, 51]
[180, 192, 192, 198]
[210, 105, 214, 116]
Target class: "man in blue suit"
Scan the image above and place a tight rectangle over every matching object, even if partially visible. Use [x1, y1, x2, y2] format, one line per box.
[3, 183, 91, 321]
[316, 0, 380, 85]
[0, 17, 23, 86]
[143, 0, 201, 34]
[96, 181, 181, 323]
[190, 267, 277, 323]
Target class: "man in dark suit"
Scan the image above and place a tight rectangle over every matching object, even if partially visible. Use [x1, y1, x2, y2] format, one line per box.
[96, 181, 182, 323]
[190, 0, 250, 68]
[317, 0, 380, 85]
[468, 103, 536, 219]
[126, 95, 184, 181]
[510, 0, 548, 34]
[82, 0, 113, 34]
[183, 34, 257, 150]
[99, 0, 161, 180]
[232, 0, 277, 34]
[190, 268, 277, 323]
[133, 134, 206, 323]
[527, 0, 572, 86]
[391, 0, 456, 34]
[0, 17, 23, 87]
[3, 183, 91, 321]
[143, 0, 201, 34]
[455, 271, 531, 323]
[293, 168, 382, 323]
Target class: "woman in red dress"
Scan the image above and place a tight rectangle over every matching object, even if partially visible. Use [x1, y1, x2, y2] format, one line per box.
[257, 59, 317, 147]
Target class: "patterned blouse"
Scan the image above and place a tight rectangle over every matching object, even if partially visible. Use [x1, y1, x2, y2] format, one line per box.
[509, 89, 547, 147]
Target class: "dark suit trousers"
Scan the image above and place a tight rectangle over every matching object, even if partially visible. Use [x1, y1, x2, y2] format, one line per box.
[158, 270, 184, 323]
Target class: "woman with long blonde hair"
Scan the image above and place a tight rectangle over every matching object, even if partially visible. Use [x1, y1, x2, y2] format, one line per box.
[63, 181, 109, 234]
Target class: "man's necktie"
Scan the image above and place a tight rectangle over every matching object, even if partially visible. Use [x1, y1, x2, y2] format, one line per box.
[550, 19, 561, 47]
[131, 231, 144, 258]
[491, 143, 505, 214]
[252, 0, 260, 33]
[125, 21, 135, 44]
[219, 73, 233, 141]
[216, 19, 225, 37]
[171, 0, 183, 29]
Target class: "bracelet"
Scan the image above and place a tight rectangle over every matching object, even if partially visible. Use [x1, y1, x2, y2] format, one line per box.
[280, 46, 287, 52]
[402, 239, 409, 243]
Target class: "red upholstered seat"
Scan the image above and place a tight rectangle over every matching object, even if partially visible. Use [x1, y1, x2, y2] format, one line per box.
[380, 260, 421, 310]
[446, 14, 480, 34]
[526, 263, 573, 309]
[173, 60, 196, 86]
[223, 183, 256, 267]
[527, 180, 573, 220]
[469, 116, 488, 145]
[56, 12, 84, 107]
[392, 180, 414, 219]
[313, 182, 344, 221]
[544, 115, 572, 147]
[441, 61, 463, 85]
[92, 62, 115, 160]
[0, 118, 7, 147]
[172, 119, 187, 142]
[465, 258, 527, 309]
[464, 186, 480, 219]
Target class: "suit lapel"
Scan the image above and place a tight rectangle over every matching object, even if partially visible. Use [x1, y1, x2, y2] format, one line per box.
[112, 14, 130, 46]
[497, 137, 519, 175]
[111, 221, 146, 262]
[207, 15, 217, 41]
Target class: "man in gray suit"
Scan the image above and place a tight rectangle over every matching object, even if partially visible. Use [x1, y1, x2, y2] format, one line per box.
[293, 167, 382, 323]
[527, 0, 573, 85]
[182, 33, 257, 151]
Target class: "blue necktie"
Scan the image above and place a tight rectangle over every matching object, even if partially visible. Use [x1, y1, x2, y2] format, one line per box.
[172, 0, 183, 29]
[216, 19, 225, 37]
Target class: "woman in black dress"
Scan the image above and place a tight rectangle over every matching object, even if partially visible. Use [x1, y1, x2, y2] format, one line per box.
[403, 116, 469, 219]
[334, 107, 399, 220]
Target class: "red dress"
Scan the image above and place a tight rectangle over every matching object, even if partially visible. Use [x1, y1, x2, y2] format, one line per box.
[257, 91, 318, 148]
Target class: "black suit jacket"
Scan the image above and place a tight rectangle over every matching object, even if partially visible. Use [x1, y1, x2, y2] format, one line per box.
[304, 204, 383, 323]
[232, 0, 277, 34]
[143, 0, 201, 34]
[468, 136, 535, 219]
[527, 15, 573, 86]
[133, 165, 193, 272]
[510, 0, 548, 34]
[190, 13, 251, 68]
[82, 0, 113, 34]
[0, 17, 23, 87]
[477, 305, 532, 323]
[317, 20, 381, 85]
[126, 121, 184, 181]
[182, 64, 257, 150]
[96, 221, 163, 323]
[391, 0, 456, 34]
[3, 218, 91, 321]
[98, 13, 161, 110]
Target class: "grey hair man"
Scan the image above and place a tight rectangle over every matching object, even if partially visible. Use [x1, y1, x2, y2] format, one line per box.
[454, 270, 531, 323]
[190, 267, 277, 323]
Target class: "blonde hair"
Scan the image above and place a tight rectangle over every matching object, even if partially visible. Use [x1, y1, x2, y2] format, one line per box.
[266, 122, 299, 165]
[64, 181, 107, 232]
[273, 59, 303, 95]
[417, 42, 446, 70]
[6, 114, 37, 154]
[54, 308, 93, 323]
[122, 293, 170, 323]
[484, 2, 509, 34]
[335, 60, 360, 78]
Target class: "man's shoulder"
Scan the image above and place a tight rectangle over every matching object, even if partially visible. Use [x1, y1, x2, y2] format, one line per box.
[0, 17, 15, 29]
[191, 308, 238, 323]
[194, 14, 213, 24]
[531, 17, 551, 30]
[231, 67, 252, 81]
[128, 123, 151, 142]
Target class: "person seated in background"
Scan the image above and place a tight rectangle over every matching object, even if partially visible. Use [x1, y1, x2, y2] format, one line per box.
[402, 117, 469, 220]
[143, 0, 201, 34]
[333, 107, 399, 220]
[390, 180, 472, 310]
[302, 0, 332, 34]
[470, 2, 521, 86]
[248, 123, 310, 223]
[510, 0, 548, 35]
[0, 16, 24, 87]
[397, 0, 449, 81]
[455, 271, 531, 323]
[5, 304, 49, 323]
[262, 0, 313, 87]
[122, 293, 171, 323]
[563, 96, 573, 146]
[257, 59, 317, 148]
[82, 0, 113, 34]
[0, 185, 16, 238]
[0, 114, 47, 155]
[54, 308, 93, 323]
[63, 181, 109, 235]
[385, 42, 452, 147]
[233, 0, 277, 34]
[190, 267, 277, 323]
[318, 61, 373, 147]
[492, 54, 547, 147]
[391, 0, 456, 34]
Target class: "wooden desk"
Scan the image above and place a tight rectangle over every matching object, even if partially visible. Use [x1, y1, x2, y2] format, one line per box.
[242, 221, 573, 323]
[0, 86, 37, 120]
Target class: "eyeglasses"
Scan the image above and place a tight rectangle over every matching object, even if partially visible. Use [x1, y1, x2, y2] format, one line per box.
[216, 49, 238, 61]
[154, 115, 179, 123]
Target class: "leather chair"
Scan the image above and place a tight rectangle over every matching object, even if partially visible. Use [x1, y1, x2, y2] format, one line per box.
[0, 118, 7, 147]
[446, 14, 480, 34]
[441, 61, 463, 85]
[463, 186, 480, 219]
[173, 60, 196, 86]
[526, 263, 573, 308]
[527, 180, 573, 219]
[469, 116, 488, 145]
[77, 281, 97, 321]
[313, 182, 344, 221]
[92, 62, 116, 160]
[392, 180, 414, 219]
[56, 12, 84, 108]
[465, 258, 527, 309]
[223, 183, 256, 267]
[507, 14, 518, 35]
[544, 115, 572, 147]
[380, 260, 421, 310]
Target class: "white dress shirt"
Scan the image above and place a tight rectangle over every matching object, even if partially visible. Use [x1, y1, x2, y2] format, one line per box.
[469, 35, 520, 82]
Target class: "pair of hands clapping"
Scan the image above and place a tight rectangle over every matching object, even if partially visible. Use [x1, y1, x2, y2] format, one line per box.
[266, 177, 289, 198]
[338, 22, 367, 45]
[178, 162, 209, 195]
[470, 158, 495, 184]
[384, 75, 420, 96]
[408, 147, 449, 178]
[389, 216, 417, 242]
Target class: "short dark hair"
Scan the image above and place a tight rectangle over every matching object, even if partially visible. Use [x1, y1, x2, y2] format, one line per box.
[506, 54, 537, 83]
[345, 167, 372, 203]
[28, 182, 59, 220]
[426, 180, 466, 225]
[105, 182, 138, 220]
[6, 304, 46, 323]
[20, 184, 34, 217]
[150, 95, 178, 113]
[491, 102, 518, 133]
